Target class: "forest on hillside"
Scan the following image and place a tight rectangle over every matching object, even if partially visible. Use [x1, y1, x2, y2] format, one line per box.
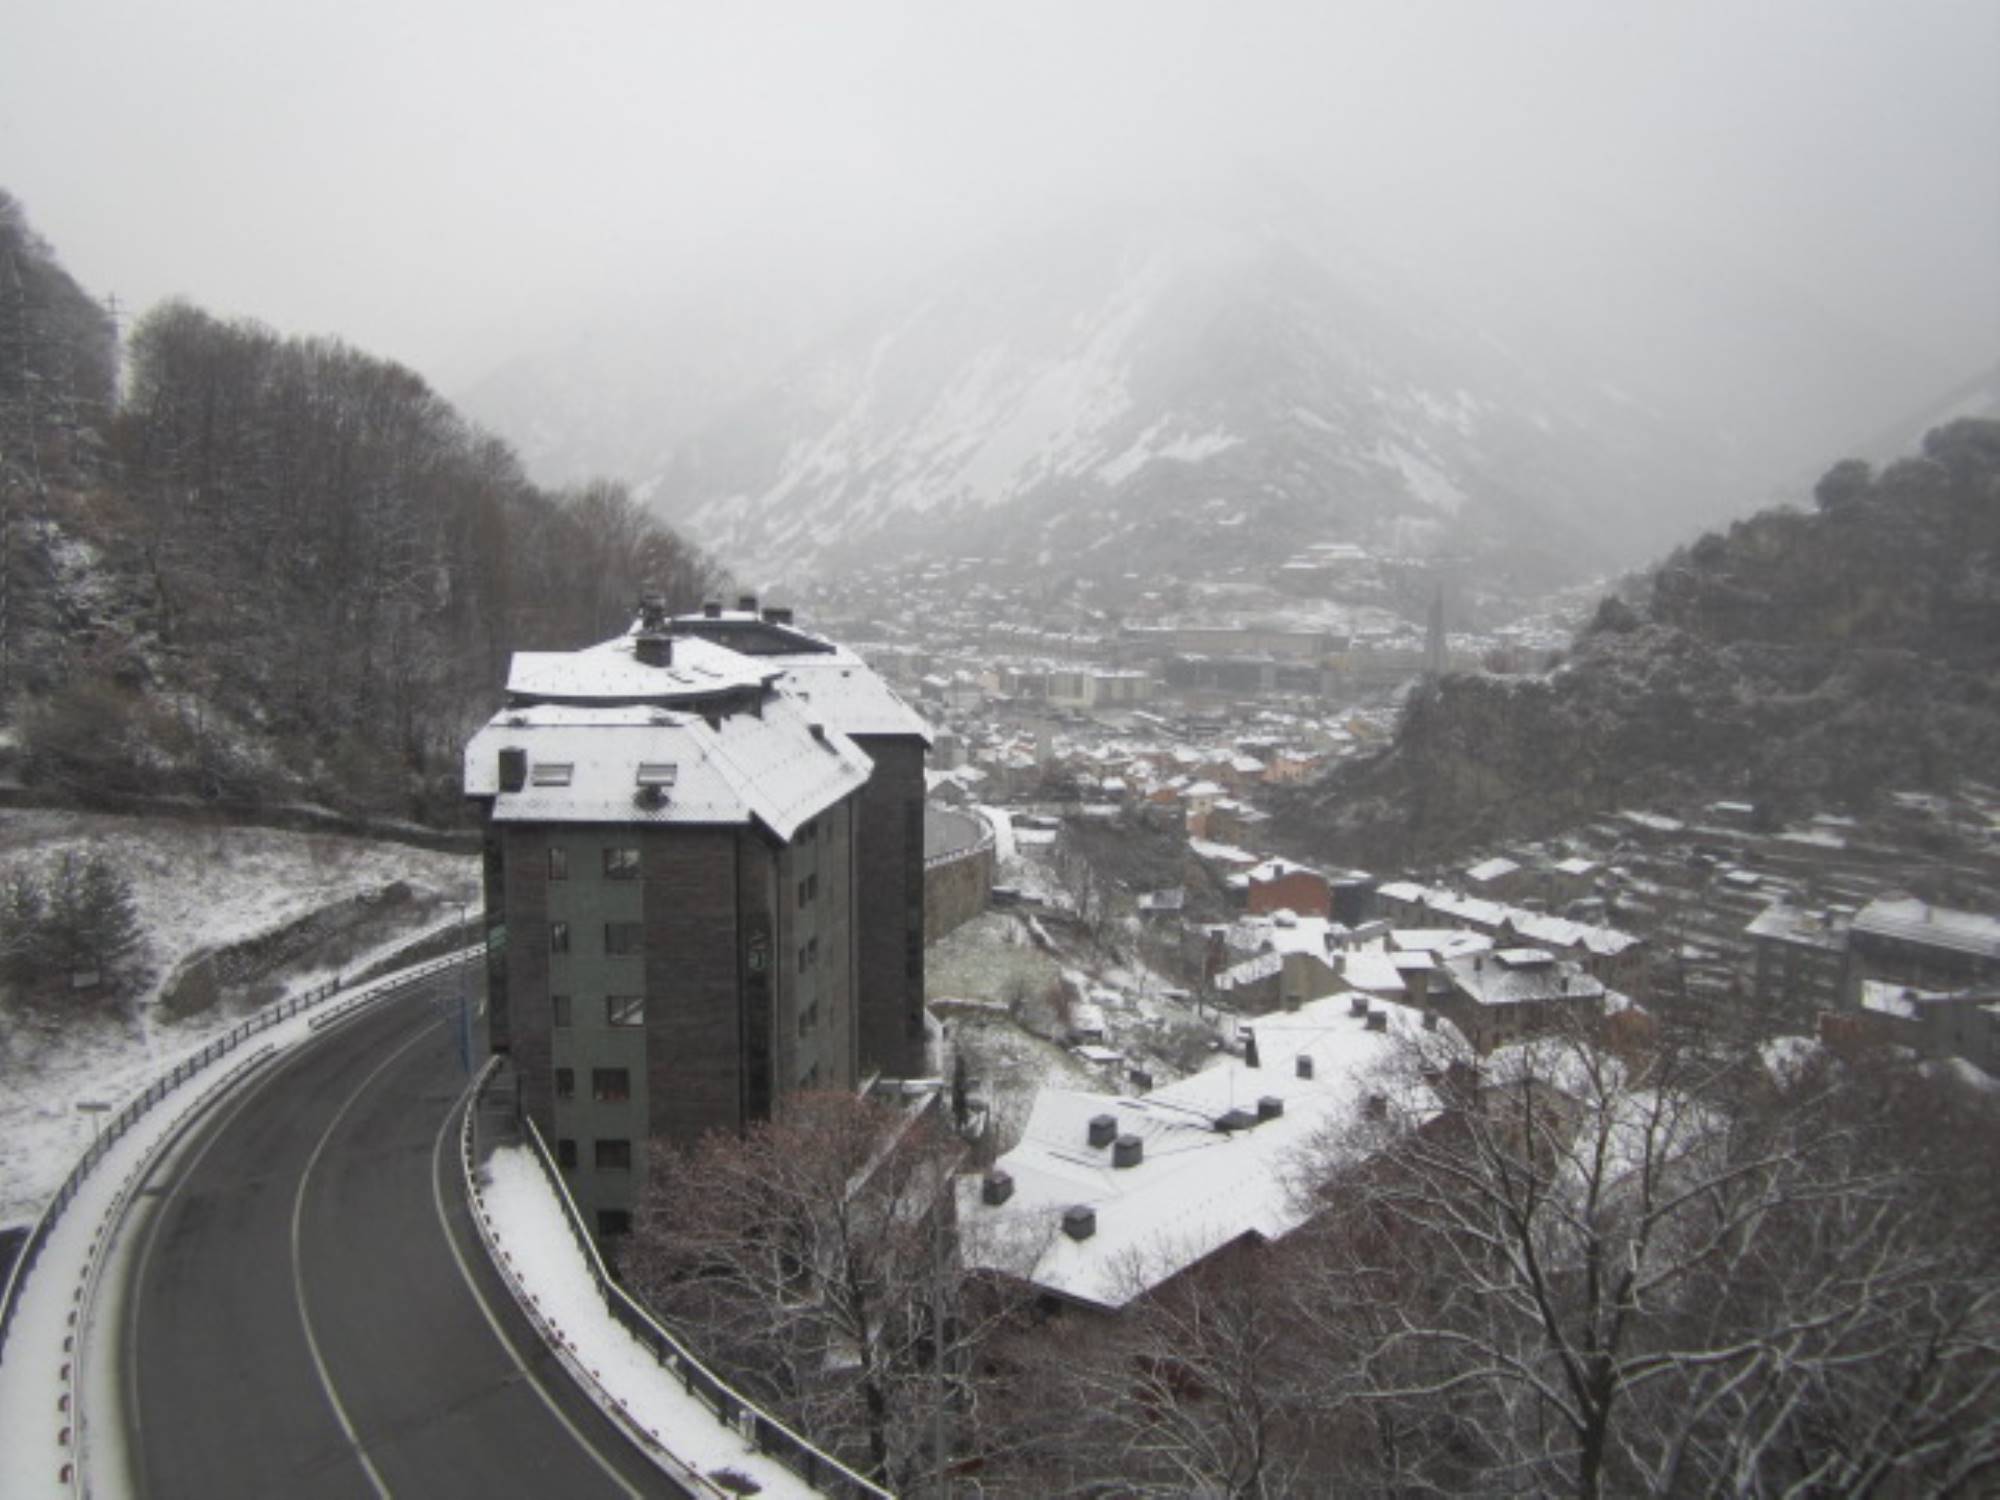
[0, 190, 723, 823]
[1279, 417, 2000, 868]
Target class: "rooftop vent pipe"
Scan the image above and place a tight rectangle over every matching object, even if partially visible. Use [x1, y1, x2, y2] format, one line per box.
[1087, 1114, 1117, 1149]
[1296, 1054, 1314, 1079]
[1112, 1135, 1143, 1169]
[1063, 1205, 1097, 1241]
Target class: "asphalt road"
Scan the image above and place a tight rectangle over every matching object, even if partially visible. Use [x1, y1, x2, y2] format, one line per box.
[117, 978, 686, 1499]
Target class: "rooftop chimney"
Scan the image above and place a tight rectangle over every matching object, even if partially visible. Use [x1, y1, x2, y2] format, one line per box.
[498, 747, 527, 793]
[982, 1170, 1015, 1206]
[635, 632, 673, 669]
[1366, 1010, 1388, 1032]
[1062, 1205, 1097, 1241]
[1218, 1108, 1258, 1133]
[1296, 1054, 1314, 1079]
[703, 601, 722, 619]
[1257, 1095, 1284, 1121]
[1087, 1114, 1117, 1149]
[1349, 994, 1368, 1017]
[1112, 1135, 1144, 1169]
[737, 594, 758, 614]
[762, 606, 795, 625]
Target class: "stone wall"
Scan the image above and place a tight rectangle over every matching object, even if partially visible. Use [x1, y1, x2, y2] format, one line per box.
[924, 825, 995, 945]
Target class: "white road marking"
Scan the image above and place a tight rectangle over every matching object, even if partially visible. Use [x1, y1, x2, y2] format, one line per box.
[291, 1016, 443, 1500]
[427, 1072, 649, 1499]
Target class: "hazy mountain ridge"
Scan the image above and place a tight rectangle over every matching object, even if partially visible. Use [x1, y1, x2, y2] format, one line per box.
[636, 212, 1771, 589]
[1274, 418, 2000, 868]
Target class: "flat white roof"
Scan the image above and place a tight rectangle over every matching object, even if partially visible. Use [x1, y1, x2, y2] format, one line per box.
[961, 998, 1450, 1309]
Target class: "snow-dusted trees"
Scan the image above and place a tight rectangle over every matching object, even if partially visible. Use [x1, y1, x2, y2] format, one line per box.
[1278, 1026, 2000, 1497]
[965, 1026, 1999, 1498]
[47, 299, 728, 815]
[1, 846, 142, 1002]
[624, 1092, 1011, 1492]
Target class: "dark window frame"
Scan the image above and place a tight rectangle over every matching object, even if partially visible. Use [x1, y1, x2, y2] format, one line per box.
[603, 846, 641, 880]
[604, 920, 644, 956]
[592, 1066, 631, 1103]
[606, 994, 644, 1028]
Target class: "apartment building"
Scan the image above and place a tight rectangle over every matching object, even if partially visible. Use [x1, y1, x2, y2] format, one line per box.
[464, 602, 930, 1234]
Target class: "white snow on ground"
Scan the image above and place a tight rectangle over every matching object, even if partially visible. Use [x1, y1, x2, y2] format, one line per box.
[476, 1147, 819, 1499]
[0, 812, 476, 1227]
[1, 951, 476, 1500]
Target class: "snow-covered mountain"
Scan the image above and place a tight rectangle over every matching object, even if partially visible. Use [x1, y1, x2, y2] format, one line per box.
[633, 205, 1775, 589]
[460, 187, 1971, 591]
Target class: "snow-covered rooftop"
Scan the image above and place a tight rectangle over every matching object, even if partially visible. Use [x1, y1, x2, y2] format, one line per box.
[508, 631, 774, 704]
[960, 998, 1444, 1310]
[1851, 898, 2000, 961]
[465, 696, 871, 843]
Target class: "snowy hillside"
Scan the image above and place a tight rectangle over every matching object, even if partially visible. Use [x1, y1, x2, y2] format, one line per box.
[629, 205, 1766, 588]
[0, 812, 476, 1226]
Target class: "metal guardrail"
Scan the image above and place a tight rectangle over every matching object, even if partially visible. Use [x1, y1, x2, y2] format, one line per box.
[0, 935, 480, 1369]
[465, 1064, 894, 1499]
[64, 1044, 278, 1494]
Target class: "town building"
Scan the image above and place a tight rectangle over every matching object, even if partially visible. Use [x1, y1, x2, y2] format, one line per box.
[1846, 897, 2000, 999]
[959, 997, 1444, 1312]
[1432, 948, 1608, 1053]
[1745, 903, 1851, 1016]
[464, 602, 930, 1236]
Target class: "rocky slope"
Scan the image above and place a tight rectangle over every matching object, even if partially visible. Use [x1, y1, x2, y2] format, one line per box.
[1275, 419, 2000, 869]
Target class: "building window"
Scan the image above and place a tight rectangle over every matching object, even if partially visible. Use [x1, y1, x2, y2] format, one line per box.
[548, 847, 569, 881]
[550, 920, 570, 954]
[595, 1138, 633, 1170]
[552, 994, 572, 1028]
[555, 1067, 575, 1101]
[797, 872, 818, 908]
[603, 846, 641, 880]
[592, 1067, 630, 1102]
[597, 1209, 632, 1237]
[798, 1001, 819, 1037]
[604, 921, 644, 956]
[556, 1138, 577, 1168]
[606, 994, 644, 1028]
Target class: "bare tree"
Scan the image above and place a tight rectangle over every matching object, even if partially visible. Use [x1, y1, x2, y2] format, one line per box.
[1283, 1023, 2000, 1497]
[624, 1092, 1022, 1492]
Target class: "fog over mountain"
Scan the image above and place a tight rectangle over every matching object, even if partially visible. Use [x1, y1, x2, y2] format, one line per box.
[541, 180, 1968, 588]
[4, 2, 1996, 587]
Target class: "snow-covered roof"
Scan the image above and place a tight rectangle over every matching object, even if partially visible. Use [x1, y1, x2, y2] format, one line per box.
[960, 998, 1445, 1310]
[1465, 857, 1520, 883]
[508, 632, 773, 704]
[1851, 898, 2000, 961]
[1215, 952, 1284, 990]
[1745, 902, 1848, 951]
[1445, 950, 1606, 1009]
[465, 695, 871, 843]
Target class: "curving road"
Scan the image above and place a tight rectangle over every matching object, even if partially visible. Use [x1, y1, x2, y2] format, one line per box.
[115, 976, 684, 1499]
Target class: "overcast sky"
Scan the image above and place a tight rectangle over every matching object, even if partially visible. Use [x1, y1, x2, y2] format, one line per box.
[2, 0, 1995, 392]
